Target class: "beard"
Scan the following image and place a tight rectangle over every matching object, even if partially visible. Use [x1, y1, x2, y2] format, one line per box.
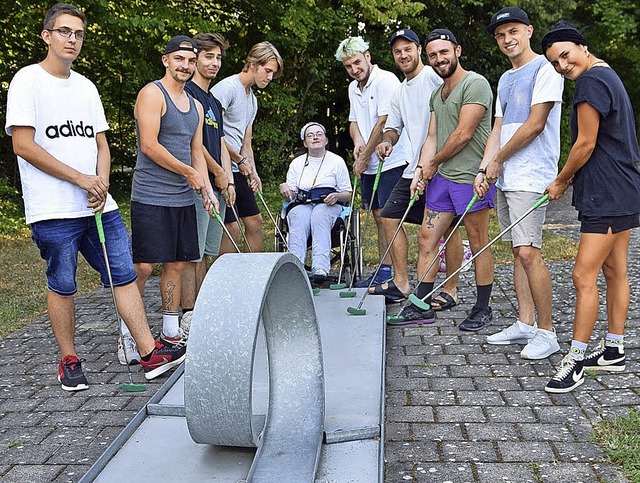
[434, 56, 458, 79]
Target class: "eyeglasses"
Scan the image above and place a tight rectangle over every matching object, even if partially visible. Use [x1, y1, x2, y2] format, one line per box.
[47, 28, 86, 41]
[305, 131, 325, 139]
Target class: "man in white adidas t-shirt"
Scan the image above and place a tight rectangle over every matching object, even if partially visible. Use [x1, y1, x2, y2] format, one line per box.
[5, 3, 186, 391]
[476, 7, 563, 359]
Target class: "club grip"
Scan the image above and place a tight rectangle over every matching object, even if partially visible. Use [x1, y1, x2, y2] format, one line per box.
[372, 160, 384, 192]
[533, 193, 550, 209]
[465, 193, 479, 212]
[95, 212, 106, 243]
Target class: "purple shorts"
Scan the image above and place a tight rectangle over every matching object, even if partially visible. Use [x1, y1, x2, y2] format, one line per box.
[425, 173, 495, 214]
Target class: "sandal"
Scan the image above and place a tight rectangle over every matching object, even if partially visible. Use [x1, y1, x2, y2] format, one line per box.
[431, 292, 457, 311]
[368, 281, 407, 303]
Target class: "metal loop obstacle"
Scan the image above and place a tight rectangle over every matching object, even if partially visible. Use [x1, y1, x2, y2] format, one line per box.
[184, 252, 325, 481]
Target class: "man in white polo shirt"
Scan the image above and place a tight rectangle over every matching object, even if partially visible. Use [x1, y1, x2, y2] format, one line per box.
[335, 36, 409, 288]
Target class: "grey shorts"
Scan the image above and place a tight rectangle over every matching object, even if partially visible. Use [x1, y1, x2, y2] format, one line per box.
[194, 190, 227, 261]
[497, 190, 548, 248]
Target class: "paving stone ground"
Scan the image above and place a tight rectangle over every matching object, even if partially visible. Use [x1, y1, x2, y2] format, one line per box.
[0, 189, 637, 482]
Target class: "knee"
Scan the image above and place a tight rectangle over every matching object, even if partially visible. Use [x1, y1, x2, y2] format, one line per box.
[417, 228, 435, 253]
[514, 246, 540, 270]
[135, 263, 153, 281]
[572, 266, 594, 292]
[245, 215, 263, 232]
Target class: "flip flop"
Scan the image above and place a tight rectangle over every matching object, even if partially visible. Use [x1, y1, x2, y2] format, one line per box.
[431, 292, 457, 311]
[368, 281, 407, 303]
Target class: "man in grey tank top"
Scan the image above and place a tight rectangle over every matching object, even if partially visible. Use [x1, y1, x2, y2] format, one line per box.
[131, 36, 218, 352]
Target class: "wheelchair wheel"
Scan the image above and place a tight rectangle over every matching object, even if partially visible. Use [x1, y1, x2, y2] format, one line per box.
[274, 212, 289, 252]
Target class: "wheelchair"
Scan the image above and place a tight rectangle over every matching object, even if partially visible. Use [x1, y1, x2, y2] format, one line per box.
[274, 201, 362, 284]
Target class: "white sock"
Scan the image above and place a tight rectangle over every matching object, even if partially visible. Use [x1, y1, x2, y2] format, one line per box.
[162, 311, 180, 338]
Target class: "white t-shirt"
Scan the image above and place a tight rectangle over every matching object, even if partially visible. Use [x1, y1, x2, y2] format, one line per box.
[384, 64, 443, 179]
[211, 74, 257, 172]
[286, 151, 352, 193]
[495, 56, 564, 193]
[5, 64, 115, 224]
[348, 65, 409, 174]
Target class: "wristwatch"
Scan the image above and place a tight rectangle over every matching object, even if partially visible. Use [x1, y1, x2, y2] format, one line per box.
[478, 167, 487, 174]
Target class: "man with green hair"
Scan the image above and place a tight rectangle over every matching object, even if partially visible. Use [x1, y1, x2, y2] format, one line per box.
[335, 36, 409, 291]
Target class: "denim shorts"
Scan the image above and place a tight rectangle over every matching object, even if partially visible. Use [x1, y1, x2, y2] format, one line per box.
[361, 165, 405, 210]
[31, 210, 136, 296]
[426, 173, 495, 214]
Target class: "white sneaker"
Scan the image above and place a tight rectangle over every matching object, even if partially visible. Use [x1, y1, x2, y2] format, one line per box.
[521, 328, 560, 360]
[486, 320, 537, 345]
[180, 311, 193, 339]
[117, 333, 140, 366]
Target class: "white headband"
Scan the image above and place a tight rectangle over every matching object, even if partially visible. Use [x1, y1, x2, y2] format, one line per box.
[300, 122, 326, 140]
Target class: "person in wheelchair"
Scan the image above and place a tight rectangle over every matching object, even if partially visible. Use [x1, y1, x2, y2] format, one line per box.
[279, 122, 352, 284]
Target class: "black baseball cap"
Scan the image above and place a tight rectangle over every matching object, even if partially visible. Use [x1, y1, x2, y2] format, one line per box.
[164, 35, 198, 55]
[487, 6, 531, 35]
[425, 29, 458, 46]
[389, 29, 420, 47]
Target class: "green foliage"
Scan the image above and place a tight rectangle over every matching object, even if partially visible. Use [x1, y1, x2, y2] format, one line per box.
[1, 1, 639, 195]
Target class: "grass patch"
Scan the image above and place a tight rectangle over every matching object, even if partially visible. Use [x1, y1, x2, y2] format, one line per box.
[593, 408, 640, 482]
[0, 236, 99, 338]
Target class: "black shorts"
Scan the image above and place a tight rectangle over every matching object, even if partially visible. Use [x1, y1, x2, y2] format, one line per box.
[131, 201, 199, 263]
[224, 171, 261, 223]
[579, 212, 639, 234]
[380, 177, 425, 225]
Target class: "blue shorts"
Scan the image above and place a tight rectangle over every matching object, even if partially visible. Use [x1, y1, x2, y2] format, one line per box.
[426, 173, 495, 214]
[361, 165, 405, 210]
[31, 210, 137, 296]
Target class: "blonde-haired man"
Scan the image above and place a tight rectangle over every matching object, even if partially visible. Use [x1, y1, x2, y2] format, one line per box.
[212, 41, 283, 253]
[336, 36, 409, 291]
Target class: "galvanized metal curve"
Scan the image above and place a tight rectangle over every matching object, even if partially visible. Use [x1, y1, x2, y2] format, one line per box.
[184, 252, 325, 481]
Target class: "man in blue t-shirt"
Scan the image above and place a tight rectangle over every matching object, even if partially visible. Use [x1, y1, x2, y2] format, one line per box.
[180, 32, 235, 335]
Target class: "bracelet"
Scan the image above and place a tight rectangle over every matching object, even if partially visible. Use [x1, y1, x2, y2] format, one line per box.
[416, 164, 423, 169]
[478, 167, 487, 174]
[228, 182, 235, 186]
[238, 157, 247, 165]
[381, 139, 392, 145]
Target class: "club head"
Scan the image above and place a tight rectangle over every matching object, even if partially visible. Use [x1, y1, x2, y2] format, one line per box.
[330, 283, 347, 290]
[339, 290, 357, 298]
[408, 294, 431, 311]
[347, 306, 366, 315]
[386, 315, 406, 324]
[121, 383, 146, 392]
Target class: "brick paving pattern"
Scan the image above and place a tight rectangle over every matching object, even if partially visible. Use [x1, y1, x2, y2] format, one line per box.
[0, 190, 637, 482]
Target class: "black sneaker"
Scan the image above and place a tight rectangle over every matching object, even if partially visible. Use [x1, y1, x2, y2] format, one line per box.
[388, 304, 436, 326]
[459, 306, 492, 332]
[141, 340, 187, 380]
[545, 356, 584, 393]
[58, 355, 89, 392]
[583, 341, 626, 372]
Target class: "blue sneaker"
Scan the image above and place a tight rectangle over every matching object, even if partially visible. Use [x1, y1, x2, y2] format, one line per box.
[355, 265, 393, 288]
